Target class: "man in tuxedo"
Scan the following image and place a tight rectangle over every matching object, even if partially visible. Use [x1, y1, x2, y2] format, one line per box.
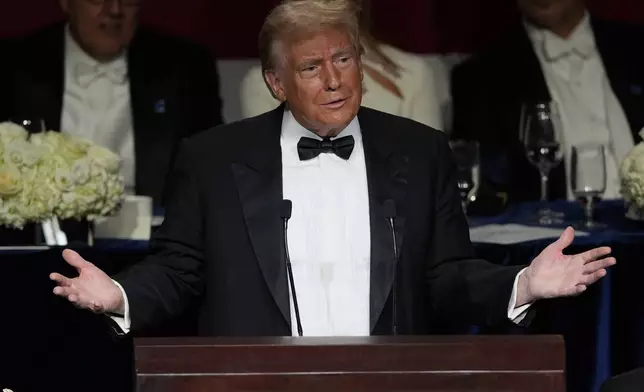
[3, 0, 223, 205]
[50, 0, 614, 337]
[451, 0, 644, 202]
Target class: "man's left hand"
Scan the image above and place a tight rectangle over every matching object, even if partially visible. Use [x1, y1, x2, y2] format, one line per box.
[516, 226, 616, 307]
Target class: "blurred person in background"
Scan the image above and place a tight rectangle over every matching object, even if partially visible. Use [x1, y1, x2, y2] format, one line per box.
[239, 0, 443, 130]
[450, 0, 644, 203]
[3, 0, 224, 207]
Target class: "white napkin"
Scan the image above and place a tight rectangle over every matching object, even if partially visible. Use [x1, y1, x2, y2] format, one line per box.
[94, 195, 152, 240]
[470, 224, 588, 245]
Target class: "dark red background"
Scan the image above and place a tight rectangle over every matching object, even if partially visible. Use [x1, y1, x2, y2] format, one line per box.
[1, 0, 642, 57]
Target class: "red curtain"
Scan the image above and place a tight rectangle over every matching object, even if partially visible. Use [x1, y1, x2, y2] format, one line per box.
[0, 0, 642, 57]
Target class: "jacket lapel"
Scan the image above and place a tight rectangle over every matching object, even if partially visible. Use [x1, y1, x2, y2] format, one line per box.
[592, 18, 644, 143]
[128, 35, 155, 194]
[232, 105, 291, 327]
[12, 23, 65, 131]
[513, 25, 551, 103]
[127, 31, 176, 196]
[359, 108, 409, 332]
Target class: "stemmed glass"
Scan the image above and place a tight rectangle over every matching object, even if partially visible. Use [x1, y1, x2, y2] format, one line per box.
[571, 143, 607, 229]
[449, 140, 479, 216]
[521, 102, 565, 225]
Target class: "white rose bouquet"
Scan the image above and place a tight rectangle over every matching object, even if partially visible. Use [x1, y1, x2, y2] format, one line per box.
[620, 142, 644, 218]
[0, 122, 124, 229]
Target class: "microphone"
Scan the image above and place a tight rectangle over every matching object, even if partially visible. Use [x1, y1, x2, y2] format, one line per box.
[280, 199, 303, 337]
[383, 199, 399, 336]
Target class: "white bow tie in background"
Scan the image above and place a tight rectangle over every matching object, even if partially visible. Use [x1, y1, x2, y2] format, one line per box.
[543, 32, 595, 62]
[74, 62, 127, 87]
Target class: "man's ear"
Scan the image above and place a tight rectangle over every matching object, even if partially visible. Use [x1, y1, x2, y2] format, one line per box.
[263, 70, 287, 102]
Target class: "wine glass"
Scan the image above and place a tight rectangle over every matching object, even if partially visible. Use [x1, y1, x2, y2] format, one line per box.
[571, 144, 606, 229]
[521, 102, 565, 224]
[449, 140, 479, 215]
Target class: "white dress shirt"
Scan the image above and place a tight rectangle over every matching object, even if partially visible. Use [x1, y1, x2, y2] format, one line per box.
[525, 13, 634, 199]
[111, 108, 530, 334]
[61, 26, 136, 190]
[280, 109, 372, 336]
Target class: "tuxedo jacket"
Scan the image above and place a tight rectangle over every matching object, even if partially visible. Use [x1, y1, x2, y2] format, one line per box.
[115, 105, 524, 336]
[1, 22, 224, 205]
[450, 18, 644, 202]
[600, 367, 644, 392]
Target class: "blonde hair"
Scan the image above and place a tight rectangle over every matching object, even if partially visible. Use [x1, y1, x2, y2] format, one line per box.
[258, 0, 363, 74]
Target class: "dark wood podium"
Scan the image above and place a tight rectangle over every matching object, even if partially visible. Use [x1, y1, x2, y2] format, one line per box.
[135, 335, 565, 392]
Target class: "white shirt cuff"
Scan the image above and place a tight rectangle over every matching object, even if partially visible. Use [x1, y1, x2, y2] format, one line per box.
[507, 268, 532, 324]
[109, 280, 131, 334]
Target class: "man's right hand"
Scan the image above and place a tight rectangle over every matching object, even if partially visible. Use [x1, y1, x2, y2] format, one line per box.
[50, 249, 125, 315]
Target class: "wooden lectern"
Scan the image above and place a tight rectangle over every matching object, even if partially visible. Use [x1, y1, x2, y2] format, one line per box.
[135, 335, 565, 392]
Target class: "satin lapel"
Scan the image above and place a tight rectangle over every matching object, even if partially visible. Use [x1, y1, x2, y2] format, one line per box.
[232, 105, 291, 327]
[513, 25, 551, 102]
[127, 32, 163, 192]
[592, 18, 644, 143]
[44, 31, 65, 132]
[14, 23, 65, 131]
[359, 108, 409, 332]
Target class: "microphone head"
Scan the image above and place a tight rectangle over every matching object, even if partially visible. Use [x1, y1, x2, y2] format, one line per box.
[280, 199, 293, 220]
[383, 199, 397, 219]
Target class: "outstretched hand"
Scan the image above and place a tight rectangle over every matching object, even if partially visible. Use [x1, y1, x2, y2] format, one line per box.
[516, 227, 616, 307]
[50, 249, 124, 314]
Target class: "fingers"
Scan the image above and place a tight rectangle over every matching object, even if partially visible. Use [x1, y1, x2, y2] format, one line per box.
[569, 285, 587, 296]
[559, 284, 587, 297]
[52, 285, 78, 298]
[579, 268, 608, 286]
[88, 301, 105, 313]
[579, 247, 612, 263]
[584, 257, 616, 274]
[49, 272, 73, 287]
[52, 285, 105, 313]
[62, 249, 91, 270]
[552, 226, 574, 250]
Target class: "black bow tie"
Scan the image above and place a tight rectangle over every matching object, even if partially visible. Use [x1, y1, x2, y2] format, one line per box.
[297, 135, 355, 161]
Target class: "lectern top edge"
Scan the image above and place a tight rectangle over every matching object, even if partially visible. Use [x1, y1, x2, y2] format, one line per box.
[134, 334, 564, 348]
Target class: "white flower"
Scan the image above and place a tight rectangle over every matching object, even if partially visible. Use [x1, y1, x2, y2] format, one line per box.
[3, 140, 42, 168]
[54, 167, 75, 192]
[0, 196, 27, 229]
[30, 131, 62, 155]
[0, 164, 22, 196]
[620, 143, 644, 208]
[0, 128, 124, 229]
[0, 122, 28, 145]
[60, 135, 92, 162]
[71, 158, 91, 185]
[87, 144, 121, 173]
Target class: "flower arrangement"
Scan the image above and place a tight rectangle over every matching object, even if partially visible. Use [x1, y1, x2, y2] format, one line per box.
[620, 142, 644, 219]
[0, 122, 124, 229]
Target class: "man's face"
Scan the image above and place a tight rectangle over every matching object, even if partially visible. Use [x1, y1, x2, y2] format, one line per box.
[60, 0, 140, 61]
[518, 0, 584, 30]
[265, 28, 363, 138]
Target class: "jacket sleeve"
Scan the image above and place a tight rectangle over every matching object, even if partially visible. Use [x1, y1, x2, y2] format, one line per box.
[427, 131, 525, 326]
[113, 139, 205, 332]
